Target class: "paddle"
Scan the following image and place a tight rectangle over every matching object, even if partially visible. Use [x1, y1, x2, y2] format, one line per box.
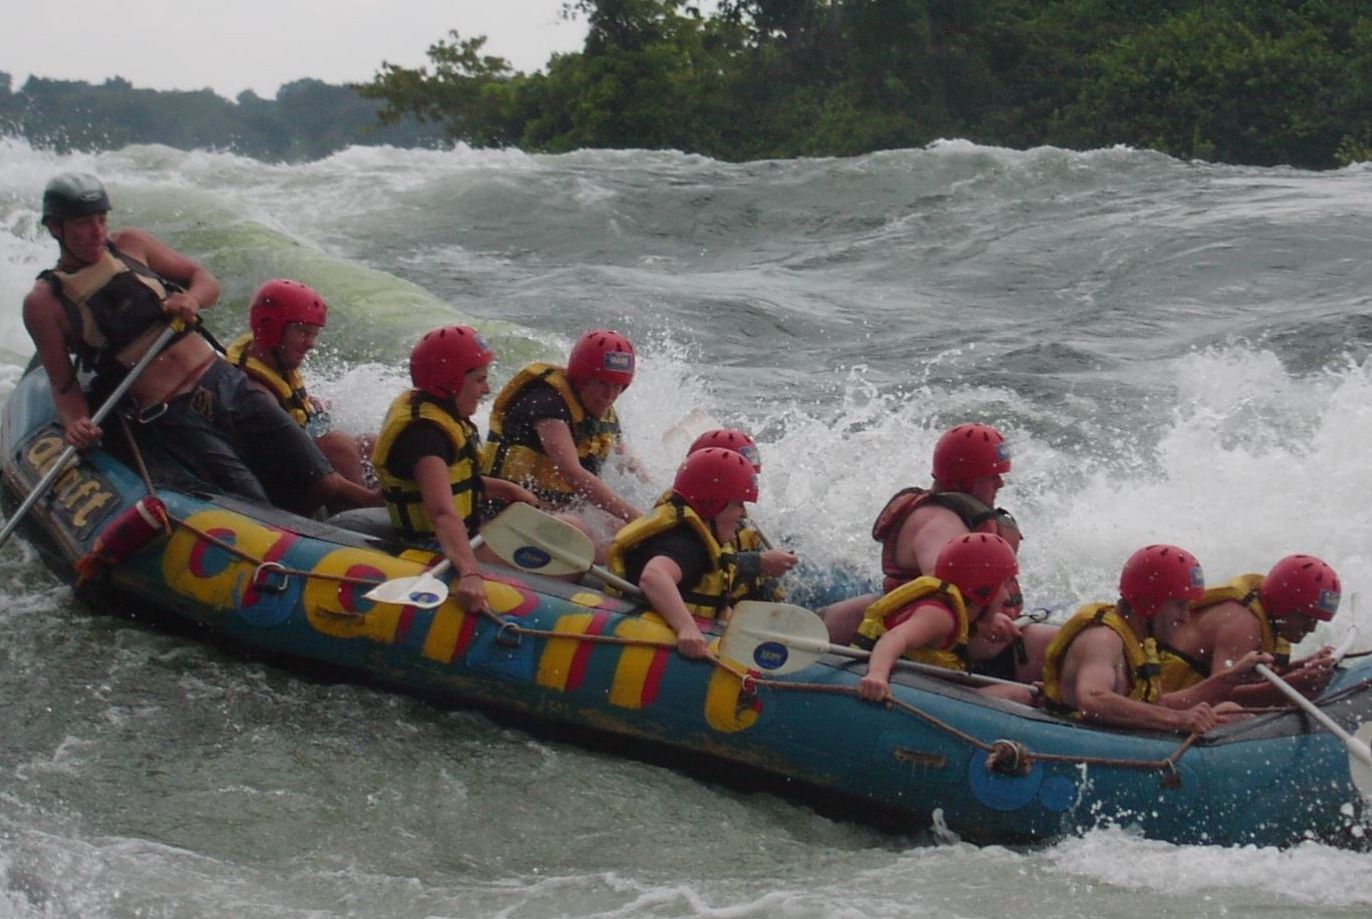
[362, 536, 483, 608]
[480, 502, 642, 595]
[1255, 662, 1372, 798]
[720, 600, 1035, 692]
[0, 322, 182, 551]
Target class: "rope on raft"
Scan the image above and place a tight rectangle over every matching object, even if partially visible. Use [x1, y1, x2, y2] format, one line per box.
[77, 426, 1280, 784]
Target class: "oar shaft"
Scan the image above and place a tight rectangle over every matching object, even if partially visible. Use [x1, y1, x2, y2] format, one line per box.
[1256, 663, 1372, 767]
[591, 562, 642, 597]
[738, 621, 1028, 690]
[0, 324, 181, 549]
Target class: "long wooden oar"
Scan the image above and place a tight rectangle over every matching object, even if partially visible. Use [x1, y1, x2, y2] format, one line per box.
[1255, 662, 1372, 798]
[0, 322, 182, 551]
[720, 600, 1034, 692]
[481, 502, 642, 595]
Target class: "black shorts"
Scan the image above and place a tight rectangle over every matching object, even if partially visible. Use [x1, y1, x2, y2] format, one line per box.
[140, 359, 333, 505]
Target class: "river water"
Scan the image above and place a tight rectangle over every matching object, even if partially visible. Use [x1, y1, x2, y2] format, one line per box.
[2, 136, 1372, 916]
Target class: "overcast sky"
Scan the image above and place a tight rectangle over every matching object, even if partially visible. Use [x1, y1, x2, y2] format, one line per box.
[1, 1, 588, 99]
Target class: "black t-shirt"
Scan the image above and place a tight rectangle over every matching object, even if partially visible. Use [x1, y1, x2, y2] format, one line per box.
[384, 420, 456, 481]
[502, 381, 573, 447]
[623, 526, 712, 590]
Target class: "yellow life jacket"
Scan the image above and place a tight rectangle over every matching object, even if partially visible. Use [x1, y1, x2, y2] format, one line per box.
[225, 332, 317, 429]
[1159, 574, 1291, 692]
[607, 498, 735, 619]
[852, 576, 971, 672]
[1041, 603, 1163, 714]
[481, 363, 620, 505]
[372, 390, 483, 539]
[655, 487, 780, 601]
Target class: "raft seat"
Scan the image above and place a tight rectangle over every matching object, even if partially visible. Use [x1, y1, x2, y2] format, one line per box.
[325, 507, 402, 543]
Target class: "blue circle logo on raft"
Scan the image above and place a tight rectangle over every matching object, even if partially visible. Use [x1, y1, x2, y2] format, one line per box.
[753, 642, 789, 671]
[965, 751, 1078, 814]
[512, 546, 553, 570]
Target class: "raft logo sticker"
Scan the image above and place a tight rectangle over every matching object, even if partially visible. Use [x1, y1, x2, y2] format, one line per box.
[17, 428, 119, 541]
[752, 641, 789, 671]
[511, 545, 553, 571]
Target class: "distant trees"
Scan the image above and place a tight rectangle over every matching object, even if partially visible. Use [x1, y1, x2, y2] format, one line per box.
[6, 0, 1372, 168]
[0, 74, 446, 161]
[357, 0, 1372, 168]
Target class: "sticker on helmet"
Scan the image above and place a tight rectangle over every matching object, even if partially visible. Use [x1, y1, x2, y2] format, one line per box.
[603, 351, 634, 372]
[1188, 565, 1205, 588]
[1318, 589, 1340, 614]
[995, 442, 1011, 462]
[739, 445, 761, 467]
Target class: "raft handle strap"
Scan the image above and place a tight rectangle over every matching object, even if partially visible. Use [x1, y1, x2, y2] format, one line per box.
[252, 561, 291, 593]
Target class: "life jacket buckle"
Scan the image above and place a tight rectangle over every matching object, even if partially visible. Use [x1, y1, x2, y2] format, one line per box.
[252, 561, 291, 593]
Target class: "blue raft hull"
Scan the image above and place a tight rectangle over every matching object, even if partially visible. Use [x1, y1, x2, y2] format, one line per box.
[4, 365, 1372, 848]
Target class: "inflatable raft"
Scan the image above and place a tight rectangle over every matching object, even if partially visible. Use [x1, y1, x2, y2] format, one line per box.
[4, 363, 1372, 849]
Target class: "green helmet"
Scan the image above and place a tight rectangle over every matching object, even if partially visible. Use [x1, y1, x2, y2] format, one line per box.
[42, 173, 111, 221]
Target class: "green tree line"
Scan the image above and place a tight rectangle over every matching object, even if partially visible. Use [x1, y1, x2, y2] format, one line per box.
[6, 0, 1372, 167]
[359, 0, 1372, 168]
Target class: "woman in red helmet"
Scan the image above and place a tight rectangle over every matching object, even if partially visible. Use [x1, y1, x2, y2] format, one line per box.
[226, 278, 373, 489]
[482, 329, 644, 524]
[1159, 554, 1342, 704]
[607, 447, 758, 658]
[1041, 545, 1260, 732]
[686, 428, 798, 601]
[372, 326, 538, 614]
[852, 533, 1023, 703]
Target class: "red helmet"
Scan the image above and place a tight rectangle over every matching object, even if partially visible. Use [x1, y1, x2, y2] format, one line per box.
[672, 447, 759, 520]
[566, 329, 636, 390]
[409, 326, 494, 399]
[934, 533, 1019, 603]
[249, 279, 328, 349]
[689, 428, 761, 472]
[1119, 545, 1205, 619]
[931, 423, 1011, 492]
[1261, 555, 1341, 623]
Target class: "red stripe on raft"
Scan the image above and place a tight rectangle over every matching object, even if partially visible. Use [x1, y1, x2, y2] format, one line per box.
[566, 611, 610, 691]
[641, 646, 671, 707]
[451, 611, 480, 659]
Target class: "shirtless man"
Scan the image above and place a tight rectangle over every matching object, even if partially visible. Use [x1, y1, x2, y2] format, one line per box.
[1042, 545, 1259, 733]
[1160, 554, 1341, 705]
[22, 173, 377, 514]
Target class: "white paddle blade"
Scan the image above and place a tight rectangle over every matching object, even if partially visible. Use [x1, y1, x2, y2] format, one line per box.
[363, 559, 454, 608]
[483, 503, 595, 576]
[1352, 723, 1372, 799]
[720, 601, 832, 675]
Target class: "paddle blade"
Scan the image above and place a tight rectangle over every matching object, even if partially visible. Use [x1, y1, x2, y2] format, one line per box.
[720, 601, 833, 675]
[483, 503, 595, 576]
[363, 558, 452, 608]
[1354, 724, 1372, 799]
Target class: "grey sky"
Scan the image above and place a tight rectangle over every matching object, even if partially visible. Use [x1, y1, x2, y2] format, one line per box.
[1, 1, 586, 99]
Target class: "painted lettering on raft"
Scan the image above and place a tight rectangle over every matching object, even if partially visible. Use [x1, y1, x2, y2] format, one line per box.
[20, 429, 119, 539]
